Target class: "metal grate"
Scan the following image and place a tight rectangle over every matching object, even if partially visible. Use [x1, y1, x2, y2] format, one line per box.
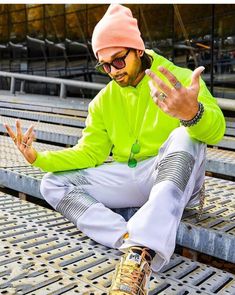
[216, 136, 235, 151]
[206, 148, 235, 176]
[0, 94, 90, 113]
[0, 143, 234, 263]
[0, 108, 86, 127]
[114, 177, 235, 264]
[0, 136, 61, 168]
[0, 117, 81, 145]
[1, 136, 235, 177]
[0, 192, 235, 294]
[177, 177, 235, 263]
[0, 101, 88, 118]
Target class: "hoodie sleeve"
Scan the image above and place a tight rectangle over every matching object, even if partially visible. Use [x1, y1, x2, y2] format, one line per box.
[186, 77, 226, 145]
[165, 60, 226, 145]
[32, 93, 113, 172]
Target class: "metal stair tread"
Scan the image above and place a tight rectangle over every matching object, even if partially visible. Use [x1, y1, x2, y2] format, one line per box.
[0, 192, 234, 295]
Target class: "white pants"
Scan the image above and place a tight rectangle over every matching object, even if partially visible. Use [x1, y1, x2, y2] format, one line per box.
[40, 127, 206, 272]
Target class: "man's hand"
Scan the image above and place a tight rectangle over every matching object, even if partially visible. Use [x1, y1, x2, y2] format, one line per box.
[145, 66, 205, 121]
[4, 119, 37, 164]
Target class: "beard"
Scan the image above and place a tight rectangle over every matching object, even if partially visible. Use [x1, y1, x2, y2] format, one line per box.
[112, 53, 144, 87]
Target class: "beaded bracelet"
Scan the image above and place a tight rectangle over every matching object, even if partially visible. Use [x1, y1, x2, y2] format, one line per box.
[180, 102, 204, 127]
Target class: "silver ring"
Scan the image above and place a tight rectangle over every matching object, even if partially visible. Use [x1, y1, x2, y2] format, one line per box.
[174, 81, 182, 89]
[158, 92, 167, 101]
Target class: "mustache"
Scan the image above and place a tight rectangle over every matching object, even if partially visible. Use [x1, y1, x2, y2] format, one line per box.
[113, 73, 127, 80]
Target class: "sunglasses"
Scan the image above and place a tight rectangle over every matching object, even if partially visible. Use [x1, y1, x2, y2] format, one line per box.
[128, 140, 141, 168]
[95, 49, 131, 74]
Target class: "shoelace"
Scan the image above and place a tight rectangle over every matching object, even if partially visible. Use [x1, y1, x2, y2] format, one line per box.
[119, 265, 145, 294]
[197, 183, 206, 221]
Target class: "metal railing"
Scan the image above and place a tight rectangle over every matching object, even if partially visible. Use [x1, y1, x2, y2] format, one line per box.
[0, 70, 234, 111]
[0, 71, 104, 99]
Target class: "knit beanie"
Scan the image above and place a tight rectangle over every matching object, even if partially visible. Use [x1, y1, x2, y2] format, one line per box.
[92, 4, 145, 58]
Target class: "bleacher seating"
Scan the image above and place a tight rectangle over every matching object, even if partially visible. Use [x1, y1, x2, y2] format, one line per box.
[0, 91, 234, 293]
[0, 36, 95, 80]
[0, 191, 235, 294]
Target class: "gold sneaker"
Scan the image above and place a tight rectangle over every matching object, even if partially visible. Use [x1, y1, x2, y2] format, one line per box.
[109, 247, 152, 295]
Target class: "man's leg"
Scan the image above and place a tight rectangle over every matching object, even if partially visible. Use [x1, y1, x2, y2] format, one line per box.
[40, 161, 149, 249]
[119, 127, 206, 273]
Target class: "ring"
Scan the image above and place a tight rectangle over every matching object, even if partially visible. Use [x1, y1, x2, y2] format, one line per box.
[174, 81, 182, 89]
[158, 92, 167, 101]
[13, 137, 16, 142]
[22, 142, 31, 148]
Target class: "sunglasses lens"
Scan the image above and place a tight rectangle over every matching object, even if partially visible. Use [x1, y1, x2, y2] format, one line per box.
[103, 63, 111, 73]
[95, 64, 105, 74]
[128, 157, 137, 168]
[112, 58, 126, 69]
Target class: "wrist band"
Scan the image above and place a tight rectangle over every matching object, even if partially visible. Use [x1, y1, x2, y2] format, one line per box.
[180, 102, 204, 127]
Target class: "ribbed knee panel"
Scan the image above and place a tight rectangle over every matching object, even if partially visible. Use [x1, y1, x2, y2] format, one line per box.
[154, 151, 195, 192]
[56, 188, 98, 225]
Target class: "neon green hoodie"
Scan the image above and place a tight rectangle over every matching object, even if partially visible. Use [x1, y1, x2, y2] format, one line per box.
[33, 50, 225, 172]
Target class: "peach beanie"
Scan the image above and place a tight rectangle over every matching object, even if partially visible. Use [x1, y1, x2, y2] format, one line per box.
[92, 4, 145, 58]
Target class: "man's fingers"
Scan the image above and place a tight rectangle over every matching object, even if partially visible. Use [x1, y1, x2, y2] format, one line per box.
[22, 125, 35, 144]
[25, 132, 35, 147]
[5, 121, 35, 149]
[4, 124, 16, 142]
[157, 66, 180, 88]
[190, 66, 205, 89]
[148, 80, 158, 97]
[16, 119, 23, 144]
[145, 69, 171, 95]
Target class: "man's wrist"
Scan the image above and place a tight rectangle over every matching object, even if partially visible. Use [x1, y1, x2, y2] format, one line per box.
[180, 102, 204, 127]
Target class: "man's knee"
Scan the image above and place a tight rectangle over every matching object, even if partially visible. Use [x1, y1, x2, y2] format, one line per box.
[166, 126, 206, 155]
[40, 173, 55, 198]
[171, 126, 197, 144]
[155, 127, 206, 193]
[40, 173, 68, 208]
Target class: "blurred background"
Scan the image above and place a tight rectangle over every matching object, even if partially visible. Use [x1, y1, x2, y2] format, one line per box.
[0, 4, 234, 99]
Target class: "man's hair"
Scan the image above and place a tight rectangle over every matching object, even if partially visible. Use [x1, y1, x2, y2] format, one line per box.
[140, 52, 153, 71]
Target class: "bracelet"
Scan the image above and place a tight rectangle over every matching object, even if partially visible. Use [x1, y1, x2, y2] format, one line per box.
[180, 102, 204, 127]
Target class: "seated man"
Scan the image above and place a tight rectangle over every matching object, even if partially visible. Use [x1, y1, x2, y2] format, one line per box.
[5, 4, 225, 295]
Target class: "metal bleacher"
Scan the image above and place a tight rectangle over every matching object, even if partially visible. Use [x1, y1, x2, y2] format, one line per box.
[0, 86, 234, 294]
[0, 37, 94, 83]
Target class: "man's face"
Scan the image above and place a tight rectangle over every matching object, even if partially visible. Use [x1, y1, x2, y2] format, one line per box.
[97, 47, 144, 87]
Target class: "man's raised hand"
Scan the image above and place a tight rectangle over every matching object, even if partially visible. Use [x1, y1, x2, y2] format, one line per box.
[4, 119, 37, 164]
[146, 66, 205, 121]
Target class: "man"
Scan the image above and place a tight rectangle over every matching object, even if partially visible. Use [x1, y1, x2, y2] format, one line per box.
[5, 4, 225, 295]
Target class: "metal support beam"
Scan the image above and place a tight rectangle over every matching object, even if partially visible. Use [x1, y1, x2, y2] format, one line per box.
[20, 80, 25, 93]
[10, 77, 15, 95]
[60, 82, 66, 99]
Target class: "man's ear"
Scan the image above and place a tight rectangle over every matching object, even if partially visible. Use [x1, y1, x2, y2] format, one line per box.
[137, 50, 144, 57]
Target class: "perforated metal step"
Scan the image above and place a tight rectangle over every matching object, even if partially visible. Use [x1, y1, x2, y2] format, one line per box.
[206, 148, 235, 176]
[0, 136, 234, 263]
[0, 93, 90, 113]
[1, 135, 235, 177]
[0, 100, 88, 117]
[178, 177, 235, 263]
[113, 177, 235, 264]
[216, 136, 235, 151]
[0, 192, 234, 295]
[0, 117, 81, 145]
[0, 136, 61, 168]
[0, 108, 86, 127]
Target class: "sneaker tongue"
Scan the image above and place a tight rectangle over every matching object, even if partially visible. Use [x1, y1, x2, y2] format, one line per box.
[126, 252, 142, 265]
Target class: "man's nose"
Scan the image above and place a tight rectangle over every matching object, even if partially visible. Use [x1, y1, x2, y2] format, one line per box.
[109, 65, 119, 76]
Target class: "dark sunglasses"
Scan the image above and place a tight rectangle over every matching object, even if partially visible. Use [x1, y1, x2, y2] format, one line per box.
[95, 49, 131, 74]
